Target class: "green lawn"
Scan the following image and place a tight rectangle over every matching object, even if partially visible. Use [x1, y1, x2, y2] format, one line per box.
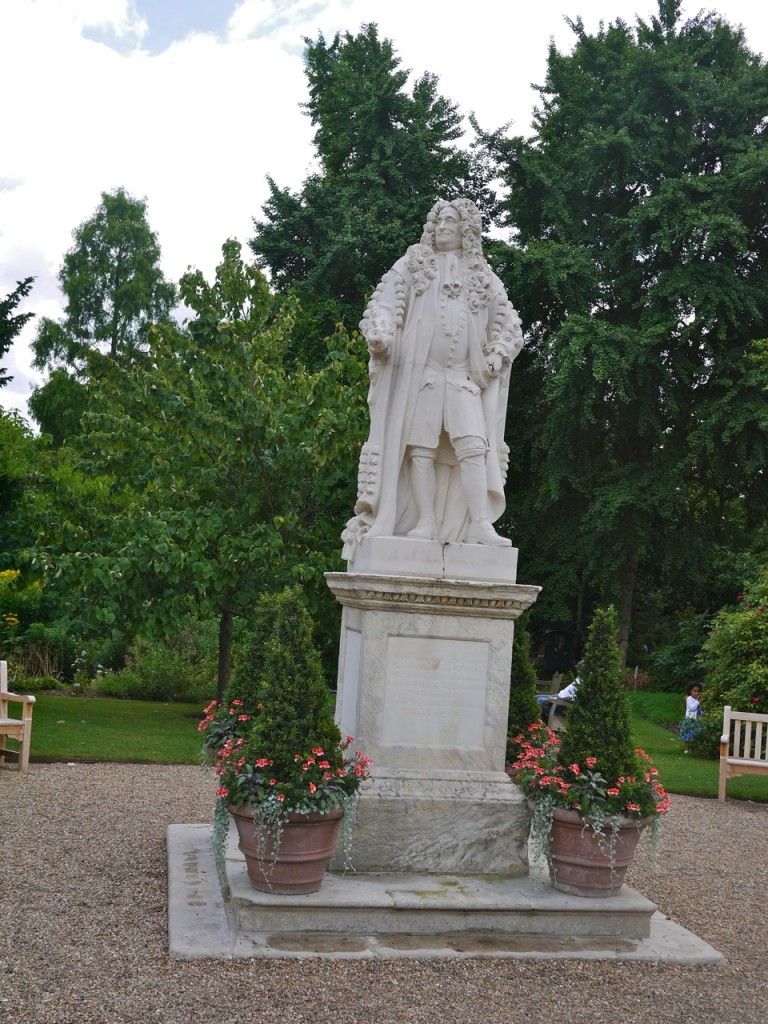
[4, 690, 767, 802]
[2, 693, 204, 764]
[630, 690, 685, 729]
[630, 692, 768, 802]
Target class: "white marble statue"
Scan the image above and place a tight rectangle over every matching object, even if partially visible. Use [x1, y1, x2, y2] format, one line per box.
[342, 198, 524, 558]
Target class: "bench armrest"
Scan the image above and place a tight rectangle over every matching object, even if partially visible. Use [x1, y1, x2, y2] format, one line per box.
[2, 692, 36, 705]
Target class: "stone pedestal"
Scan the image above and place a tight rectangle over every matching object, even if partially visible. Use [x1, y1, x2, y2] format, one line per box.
[325, 536, 540, 875]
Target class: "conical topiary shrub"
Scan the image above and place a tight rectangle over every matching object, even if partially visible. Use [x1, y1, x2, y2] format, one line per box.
[201, 586, 340, 758]
[223, 592, 278, 712]
[199, 586, 372, 891]
[248, 586, 342, 775]
[508, 605, 670, 896]
[507, 617, 543, 761]
[557, 605, 636, 786]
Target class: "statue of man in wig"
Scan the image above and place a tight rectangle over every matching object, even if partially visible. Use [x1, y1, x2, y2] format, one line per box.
[342, 198, 524, 559]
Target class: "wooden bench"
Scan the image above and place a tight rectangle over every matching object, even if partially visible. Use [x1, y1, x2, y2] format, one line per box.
[0, 660, 36, 772]
[536, 672, 564, 696]
[547, 697, 573, 733]
[719, 705, 768, 802]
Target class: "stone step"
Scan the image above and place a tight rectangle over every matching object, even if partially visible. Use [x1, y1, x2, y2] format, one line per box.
[224, 816, 654, 940]
[228, 860, 657, 939]
[167, 824, 724, 963]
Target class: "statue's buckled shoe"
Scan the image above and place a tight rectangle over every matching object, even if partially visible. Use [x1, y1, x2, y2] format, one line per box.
[408, 517, 438, 541]
[467, 519, 511, 546]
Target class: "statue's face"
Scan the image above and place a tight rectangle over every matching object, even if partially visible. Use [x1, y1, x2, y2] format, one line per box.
[434, 205, 462, 252]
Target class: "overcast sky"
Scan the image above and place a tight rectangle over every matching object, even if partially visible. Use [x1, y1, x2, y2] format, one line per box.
[2, 0, 767, 420]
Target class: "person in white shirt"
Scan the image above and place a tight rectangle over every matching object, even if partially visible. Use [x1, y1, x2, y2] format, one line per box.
[538, 662, 583, 721]
[679, 682, 703, 752]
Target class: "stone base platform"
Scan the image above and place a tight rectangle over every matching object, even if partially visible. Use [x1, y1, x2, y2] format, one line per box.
[167, 824, 724, 963]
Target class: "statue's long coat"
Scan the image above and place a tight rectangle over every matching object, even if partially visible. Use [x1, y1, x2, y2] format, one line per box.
[343, 244, 524, 556]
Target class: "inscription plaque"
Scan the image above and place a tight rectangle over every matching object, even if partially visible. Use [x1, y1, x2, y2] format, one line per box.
[380, 635, 488, 747]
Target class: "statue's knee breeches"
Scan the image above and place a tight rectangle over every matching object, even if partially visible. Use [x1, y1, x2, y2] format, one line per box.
[408, 446, 438, 469]
[452, 435, 488, 462]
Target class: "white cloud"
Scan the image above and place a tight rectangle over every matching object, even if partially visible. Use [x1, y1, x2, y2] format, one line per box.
[229, 0, 332, 43]
[2, 0, 767, 422]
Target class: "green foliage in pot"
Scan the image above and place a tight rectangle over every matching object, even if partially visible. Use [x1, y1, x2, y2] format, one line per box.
[557, 606, 637, 784]
[223, 595, 281, 712]
[202, 587, 339, 757]
[506, 617, 542, 761]
[509, 606, 670, 884]
[199, 586, 372, 879]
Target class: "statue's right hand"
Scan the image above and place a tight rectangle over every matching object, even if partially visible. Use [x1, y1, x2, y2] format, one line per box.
[367, 337, 390, 358]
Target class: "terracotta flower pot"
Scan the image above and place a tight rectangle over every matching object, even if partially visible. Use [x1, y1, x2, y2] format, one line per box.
[229, 805, 344, 894]
[547, 806, 651, 898]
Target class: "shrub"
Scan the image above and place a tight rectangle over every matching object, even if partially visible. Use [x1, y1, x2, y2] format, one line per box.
[2, 673, 65, 694]
[93, 635, 131, 674]
[699, 568, 768, 711]
[507, 618, 542, 761]
[203, 587, 339, 760]
[558, 606, 637, 785]
[0, 570, 44, 627]
[687, 713, 722, 759]
[692, 568, 768, 757]
[623, 667, 652, 691]
[248, 586, 340, 764]
[199, 587, 356, 867]
[14, 622, 79, 680]
[0, 569, 23, 657]
[225, 599, 279, 712]
[92, 631, 217, 702]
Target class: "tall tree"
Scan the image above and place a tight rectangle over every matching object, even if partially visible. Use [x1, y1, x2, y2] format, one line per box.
[0, 412, 35, 568]
[0, 277, 34, 388]
[30, 241, 367, 697]
[30, 188, 176, 443]
[33, 188, 176, 372]
[482, 0, 768, 661]
[251, 23, 488, 363]
[0, 279, 36, 568]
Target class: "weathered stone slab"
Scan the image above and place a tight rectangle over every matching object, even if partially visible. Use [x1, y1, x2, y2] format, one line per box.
[326, 565, 539, 873]
[167, 824, 726, 964]
[340, 773, 529, 874]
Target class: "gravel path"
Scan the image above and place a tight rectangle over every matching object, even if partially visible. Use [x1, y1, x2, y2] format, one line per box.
[1, 763, 766, 1024]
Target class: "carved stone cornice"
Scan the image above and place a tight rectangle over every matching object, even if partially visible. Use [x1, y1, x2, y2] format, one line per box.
[325, 571, 540, 620]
